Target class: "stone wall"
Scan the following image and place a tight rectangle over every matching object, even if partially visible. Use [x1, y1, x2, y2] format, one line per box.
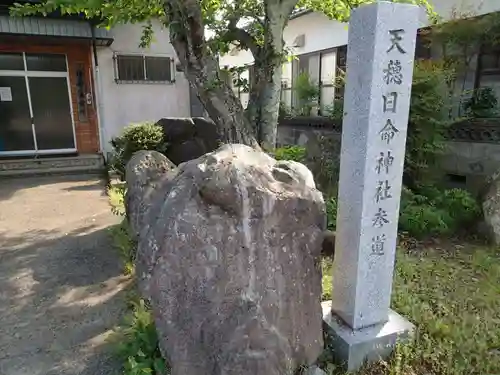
[277, 117, 342, 155]
[277, 117, 342, 147]
[441, 141, 500, 193]
[278, 116, 500, 196]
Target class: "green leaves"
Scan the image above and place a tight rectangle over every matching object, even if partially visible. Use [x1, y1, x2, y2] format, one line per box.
[406, 60, 454, 188]
[11, 0, 437, 59]
[114, 299, 169, 375]
[273, 145, 307, 162]
[298, 0, 435, 23]
[11, 0, 165, 28]
[109, 122, 167, 179]
[11, 0, 438, 152]
[399, 186, 480, 238]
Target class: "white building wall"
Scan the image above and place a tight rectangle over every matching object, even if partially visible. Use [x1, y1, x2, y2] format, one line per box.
[219, 12, 348, 68]
[96, 21, 190, 153]
[219, 0, 500, 69]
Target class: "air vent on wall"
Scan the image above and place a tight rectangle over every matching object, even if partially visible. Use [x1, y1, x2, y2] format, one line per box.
[293, 34, 305, 48]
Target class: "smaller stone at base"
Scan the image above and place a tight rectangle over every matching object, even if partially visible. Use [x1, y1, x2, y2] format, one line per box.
[322, 301, 415, 372]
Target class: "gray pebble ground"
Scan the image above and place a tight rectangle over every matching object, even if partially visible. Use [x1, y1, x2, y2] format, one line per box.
[0, 175, 128, 375]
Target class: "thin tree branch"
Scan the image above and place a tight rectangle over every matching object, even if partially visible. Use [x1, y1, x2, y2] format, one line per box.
[224, 9, 261, 57]
[227, 26, 261, 56]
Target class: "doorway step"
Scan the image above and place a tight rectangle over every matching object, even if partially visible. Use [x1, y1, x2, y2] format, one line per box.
[0, 154, 105, 177]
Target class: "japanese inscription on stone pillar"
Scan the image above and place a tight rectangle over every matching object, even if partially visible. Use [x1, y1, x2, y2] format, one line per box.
[370, 28, 407, 257]
[331, 0, 419, 333]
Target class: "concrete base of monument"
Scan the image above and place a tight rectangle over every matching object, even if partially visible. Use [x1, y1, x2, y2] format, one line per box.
[321, 300, 415, 372]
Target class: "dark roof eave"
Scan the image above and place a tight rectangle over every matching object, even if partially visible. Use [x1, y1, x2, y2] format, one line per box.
[289, 9, 313, 20]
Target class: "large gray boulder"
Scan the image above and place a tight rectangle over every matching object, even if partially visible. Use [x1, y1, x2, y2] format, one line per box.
[130, 144, 325, 375]
[482, 169, 500, 244]
[125, 150, 177, 238]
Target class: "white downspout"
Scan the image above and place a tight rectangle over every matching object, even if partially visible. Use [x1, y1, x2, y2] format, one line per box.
[90, 26, 108, 159]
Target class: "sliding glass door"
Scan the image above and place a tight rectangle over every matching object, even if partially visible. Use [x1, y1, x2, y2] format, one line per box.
[0, 75, 34, 152]
[0, 52, 76, 156]
[29, 76, 75, 151]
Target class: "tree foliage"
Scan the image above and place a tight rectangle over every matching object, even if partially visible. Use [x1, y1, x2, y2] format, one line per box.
[422, 10, 500, 116]
[12, 0, 434, 149]
[427, 9, 500, 64]
[405, 59, 455, 189]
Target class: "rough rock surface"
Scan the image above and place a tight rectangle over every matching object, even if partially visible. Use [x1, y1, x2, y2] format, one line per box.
[127, 144, 325, 375]
[156, 117, 221, 165]
[125, 150, 177, 238]
[482, 169, 500, 244]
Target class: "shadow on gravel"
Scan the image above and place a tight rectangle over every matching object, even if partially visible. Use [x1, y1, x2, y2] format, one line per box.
[0, 174, 106, 201]
[0, 221, 129, 375]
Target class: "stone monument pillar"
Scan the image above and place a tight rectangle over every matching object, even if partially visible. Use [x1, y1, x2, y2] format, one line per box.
[323, 1, 419, 371]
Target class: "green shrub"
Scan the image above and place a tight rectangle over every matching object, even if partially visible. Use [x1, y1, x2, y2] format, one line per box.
[273, 145, 307, 163]
[305, 135, 340, 195]
[320, 187, 479, 239]
[293, 72, 319, 116]
[108, 183, 126, 216]
[324, 69, 346, 121]
[400, 202, 452, 238]
[326, 197, 337, 231]
[114, 299, 168, 375]
[109, 122, 167, 179]
[324, 98, 344, 121]
[399, 187, 480, 238]
[463, 87, 499, 118]
[434, 188, 481, 224]
[406, 60, 454, 189]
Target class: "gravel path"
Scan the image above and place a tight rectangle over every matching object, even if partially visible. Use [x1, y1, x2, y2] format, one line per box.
[0, 175, 128, 375]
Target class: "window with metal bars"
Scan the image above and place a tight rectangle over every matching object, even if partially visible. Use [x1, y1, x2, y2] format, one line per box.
[475, 44, 500, 106]
[114, 54, 174, 83]
[479, 44, 500, 76]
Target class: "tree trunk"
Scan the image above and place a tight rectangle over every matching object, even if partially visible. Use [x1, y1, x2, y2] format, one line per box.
[258, 61, 282, 151]
[244, 0, 291, 151]
[164, 0, 259, 149]
[246, 58, 282, 150]
[164, 0, 297, 151]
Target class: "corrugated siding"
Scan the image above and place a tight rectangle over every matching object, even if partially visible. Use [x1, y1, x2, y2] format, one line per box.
[94, 26, 111, 39]
[0, 15, 112, 40]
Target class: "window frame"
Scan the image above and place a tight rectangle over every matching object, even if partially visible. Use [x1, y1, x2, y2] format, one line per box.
[290, 46, 344, 116]
[477, 44, 500, 78]
[113, 53, 175, 84]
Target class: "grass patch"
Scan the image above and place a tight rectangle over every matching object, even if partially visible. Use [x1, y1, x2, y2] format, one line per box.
[107, 184, 167, 375]
[322, 245, 500, 375]
[107, 185, 135, 275]
[108, 183, 126, 216]
[322, 257, 333, 301]
[109, 218, 136, 275]
[108, 185, 499, 374]
[111, 299, 169, 375]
